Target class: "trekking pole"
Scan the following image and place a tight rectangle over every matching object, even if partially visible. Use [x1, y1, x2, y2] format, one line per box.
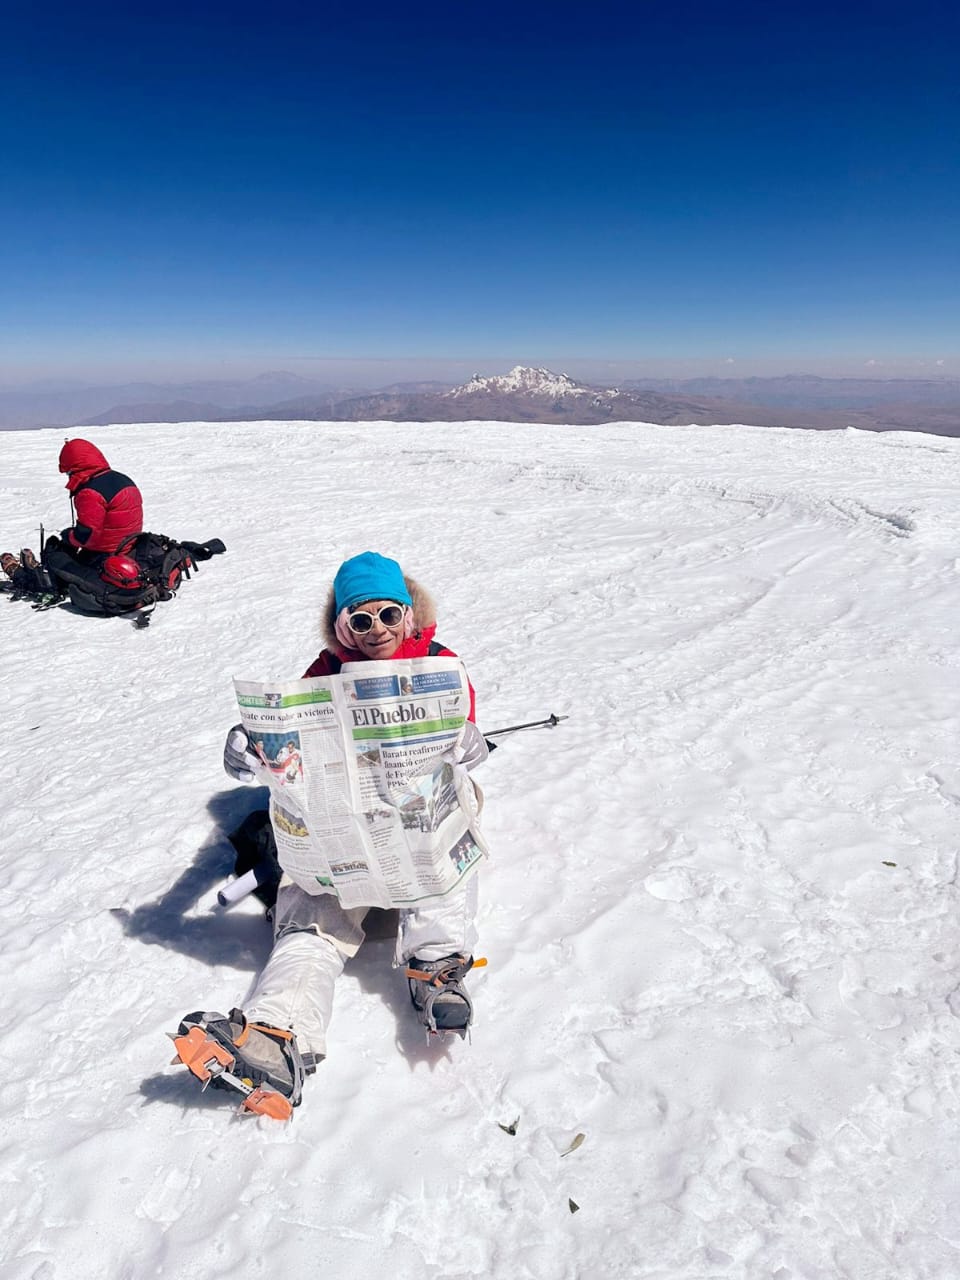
[484, 713, 568, 738]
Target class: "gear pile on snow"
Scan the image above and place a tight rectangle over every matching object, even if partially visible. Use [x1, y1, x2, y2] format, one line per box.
[65, 533, 226, 616]
[2, 534, 226, 616]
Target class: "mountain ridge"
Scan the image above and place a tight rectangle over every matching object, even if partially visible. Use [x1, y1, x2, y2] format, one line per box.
[4, 367, 960, 435]
[227, 366, 960, 434]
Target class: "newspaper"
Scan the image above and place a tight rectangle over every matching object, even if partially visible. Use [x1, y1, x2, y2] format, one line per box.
[233, 657, 488, 909]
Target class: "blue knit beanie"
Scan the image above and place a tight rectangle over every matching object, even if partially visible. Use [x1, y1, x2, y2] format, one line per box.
[333, 551, 413, 612]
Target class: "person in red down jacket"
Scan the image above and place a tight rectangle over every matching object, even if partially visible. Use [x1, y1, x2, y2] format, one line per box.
[42, 439, 143, 598]
[57, 439, 143, 553]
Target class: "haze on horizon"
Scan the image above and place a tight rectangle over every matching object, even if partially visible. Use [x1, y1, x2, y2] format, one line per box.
[3, 352, 960, 395]
[2, 0, 957, 389]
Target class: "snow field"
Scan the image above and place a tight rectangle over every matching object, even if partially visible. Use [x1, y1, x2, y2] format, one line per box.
[1, 419, 958, 1279]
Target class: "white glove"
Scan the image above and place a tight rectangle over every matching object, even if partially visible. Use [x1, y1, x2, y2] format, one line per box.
[452, 720, 489, 771]
[223, 725, 264, 782]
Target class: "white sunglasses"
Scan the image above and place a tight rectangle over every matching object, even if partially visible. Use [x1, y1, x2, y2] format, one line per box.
[346, 603, 407, 635]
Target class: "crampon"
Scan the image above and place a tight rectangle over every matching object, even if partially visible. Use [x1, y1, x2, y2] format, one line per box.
[406, 954, 487, 1040]
[169, 1009, 306, 1120]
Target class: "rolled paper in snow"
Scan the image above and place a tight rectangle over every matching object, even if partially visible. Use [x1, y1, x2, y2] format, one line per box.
[217, 868, 261, 907]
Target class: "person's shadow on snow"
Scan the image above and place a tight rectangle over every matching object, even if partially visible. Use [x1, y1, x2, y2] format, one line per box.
[111, 787, 274, 970]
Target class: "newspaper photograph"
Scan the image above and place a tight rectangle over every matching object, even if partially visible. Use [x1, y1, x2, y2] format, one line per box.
[233, 657, 488, 909]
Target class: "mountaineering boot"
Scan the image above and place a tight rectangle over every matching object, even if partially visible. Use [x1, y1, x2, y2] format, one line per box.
[171, 1008, 313, 1119]
[1, 553, 19, 580]
[20, 548, 62, 602]
[405, 953, 486, 1037]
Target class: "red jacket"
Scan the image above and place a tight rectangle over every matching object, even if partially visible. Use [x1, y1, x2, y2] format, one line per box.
[59, 440, 143, 553]
[302, 622, 477, 721]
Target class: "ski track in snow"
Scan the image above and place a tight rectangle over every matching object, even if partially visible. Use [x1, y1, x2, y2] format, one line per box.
[1, 420, 959, 1280]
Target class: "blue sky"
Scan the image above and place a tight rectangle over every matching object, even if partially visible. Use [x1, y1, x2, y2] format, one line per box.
[2, 0, 958, 386]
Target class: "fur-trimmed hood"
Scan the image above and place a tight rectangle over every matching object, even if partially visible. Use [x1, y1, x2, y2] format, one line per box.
[302, 571, 474, 717]
[321, 573, 437, 657]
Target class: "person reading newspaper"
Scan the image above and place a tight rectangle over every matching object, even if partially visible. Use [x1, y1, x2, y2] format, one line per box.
[174, 551, 488, 1115]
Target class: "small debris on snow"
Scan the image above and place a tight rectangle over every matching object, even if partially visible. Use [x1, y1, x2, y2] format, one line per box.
[561, 1132, 586, 1157]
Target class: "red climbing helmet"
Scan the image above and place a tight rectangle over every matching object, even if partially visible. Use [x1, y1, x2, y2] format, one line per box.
[101, 554, 142, 589]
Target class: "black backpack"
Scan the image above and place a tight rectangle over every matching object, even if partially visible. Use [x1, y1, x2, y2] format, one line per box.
[66, 578, 161, 617]
[117, 531, 195, 599]
[66, 531, 192, 616]
[66, 534, 225, 616]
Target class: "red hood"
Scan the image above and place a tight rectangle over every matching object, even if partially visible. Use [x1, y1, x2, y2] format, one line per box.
[59, 439, 110, 491]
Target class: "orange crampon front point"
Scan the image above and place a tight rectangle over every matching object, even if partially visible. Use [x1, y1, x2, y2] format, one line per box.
[241, 1087, 294, 1121]
[172, 1026, 235, 1082]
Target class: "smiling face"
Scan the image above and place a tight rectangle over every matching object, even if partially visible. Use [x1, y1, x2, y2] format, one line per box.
[348, 599, 407, 659]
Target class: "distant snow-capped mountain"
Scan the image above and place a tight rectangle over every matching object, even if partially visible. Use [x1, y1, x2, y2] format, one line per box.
[447, 365, 618, 403]
[303, 365, 768, 426]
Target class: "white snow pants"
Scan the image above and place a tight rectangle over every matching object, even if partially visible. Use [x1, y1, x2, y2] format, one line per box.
[244, 875, 479, 1057]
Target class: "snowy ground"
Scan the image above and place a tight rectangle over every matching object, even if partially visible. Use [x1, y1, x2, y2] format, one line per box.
[1, 418, 958, 1280]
